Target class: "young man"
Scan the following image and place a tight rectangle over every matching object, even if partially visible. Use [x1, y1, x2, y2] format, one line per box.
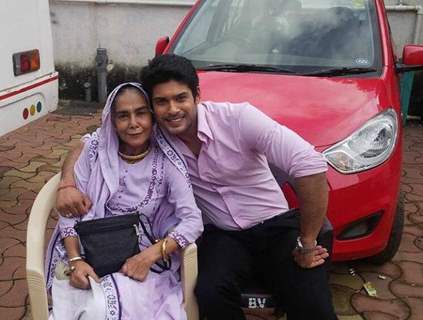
[57, 54, 337, 320]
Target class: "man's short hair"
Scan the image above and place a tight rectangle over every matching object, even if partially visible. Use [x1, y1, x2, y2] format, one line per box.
[141, 54, 199, 101]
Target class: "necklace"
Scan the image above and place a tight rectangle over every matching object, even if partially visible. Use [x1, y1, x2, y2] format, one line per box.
[118, 146, 150, 164]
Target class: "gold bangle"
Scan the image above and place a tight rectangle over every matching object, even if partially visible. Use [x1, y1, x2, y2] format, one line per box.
[69, 256, 83, 263]
[161, 238, 169, 262]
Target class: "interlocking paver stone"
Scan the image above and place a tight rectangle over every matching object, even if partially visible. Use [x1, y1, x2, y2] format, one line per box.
[3, 170, 36, 180]
[1, 193, 16, 203]
[331, 285, 359, 315]
[17, 191, 37, 202]
[397, 232, 421, 253]
[390, 280, 423, 298]
[0, 210, 28, 226]
[18, 161, 46, 174]
[330, 273, 364, 291]
[0, 279, 28, 307]
[353, 261, 402, 280]
[0, 199, 19, 209]
[415, 236, 423, 250]
[3, 244, 26, 264]
[401, 297, 423, 320]
[0, 257, 26, 281]
[351, 295, 410, 319]
[10, 179, 46, 193]
[25, 171, 55, 185]
[0, 145, 15, 152]
[0, 226, 27, 242]
[361, 311, 397, 320]
[30, 155, 60, 166]
[0, 166, 13, 176]
[0, 306, 26, 320]
[1, 200, 33, 216]
[0, 176, 23, 190]
[0, 238, 21, 256]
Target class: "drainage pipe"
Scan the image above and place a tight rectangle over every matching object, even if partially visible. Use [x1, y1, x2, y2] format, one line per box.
[96, 48, 108, 103]
[385, 4, 423, 44]
[83, 82, 92, 103]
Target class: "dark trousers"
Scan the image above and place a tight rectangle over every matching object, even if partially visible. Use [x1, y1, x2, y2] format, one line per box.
[194, 210, 337, 320]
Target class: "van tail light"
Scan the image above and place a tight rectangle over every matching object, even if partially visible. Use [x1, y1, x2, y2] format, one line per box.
[13, 49, 40, 76]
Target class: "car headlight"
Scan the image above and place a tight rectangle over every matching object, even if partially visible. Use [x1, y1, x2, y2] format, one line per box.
[323, 109, 398, 174]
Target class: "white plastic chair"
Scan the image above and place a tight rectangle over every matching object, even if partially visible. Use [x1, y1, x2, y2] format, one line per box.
[26, 173, 199, 320]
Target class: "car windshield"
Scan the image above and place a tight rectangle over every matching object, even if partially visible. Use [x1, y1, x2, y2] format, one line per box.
[171, 0, 382, 74]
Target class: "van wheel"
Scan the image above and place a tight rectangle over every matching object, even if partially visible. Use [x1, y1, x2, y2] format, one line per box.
[367, 192, 404, 265]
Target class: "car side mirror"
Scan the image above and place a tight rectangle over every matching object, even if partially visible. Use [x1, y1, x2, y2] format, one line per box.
[155, 36, 170, 57]
[396, 44, 423, 73]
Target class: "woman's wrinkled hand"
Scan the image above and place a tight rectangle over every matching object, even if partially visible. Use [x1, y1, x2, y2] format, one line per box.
[121, 245, 161, 282]
[69, 260, 100, 289]
[292, 245, 329, 269]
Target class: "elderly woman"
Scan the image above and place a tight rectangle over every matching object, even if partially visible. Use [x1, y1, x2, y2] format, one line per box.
[45, 82, 203, 320]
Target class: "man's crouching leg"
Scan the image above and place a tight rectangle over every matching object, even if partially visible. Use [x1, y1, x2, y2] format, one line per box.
[195, 228, 253, 320]
[261, 229, 338, 320]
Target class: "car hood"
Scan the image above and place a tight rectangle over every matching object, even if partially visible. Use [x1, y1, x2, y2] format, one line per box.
[199, 71, 388, 148]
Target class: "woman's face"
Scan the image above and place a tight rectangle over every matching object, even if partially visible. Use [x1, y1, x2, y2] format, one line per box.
[113, 89, 153, 155]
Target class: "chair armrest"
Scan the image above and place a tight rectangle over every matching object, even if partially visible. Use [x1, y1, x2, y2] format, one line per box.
[181, 243, 199, 320]
[26, 173, 61, 320]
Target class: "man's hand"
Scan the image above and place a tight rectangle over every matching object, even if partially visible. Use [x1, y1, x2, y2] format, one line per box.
[69, 260, 100, 289]
[121, 245, 161, 281]
[56, 141, 91, 217]
[295, 172, 329, 258]
[292, 245, 329, 269]
[56, 186, 92, 217]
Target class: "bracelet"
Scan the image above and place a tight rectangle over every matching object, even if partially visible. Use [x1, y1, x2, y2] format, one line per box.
[69, 256, 84, 263]
[161, 238, 169, 262]
[57, 184, 77, 192]
[296, 237, 317, 255]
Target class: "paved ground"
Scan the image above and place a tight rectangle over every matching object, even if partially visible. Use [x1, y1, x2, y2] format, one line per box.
[0, 108, 422, 320]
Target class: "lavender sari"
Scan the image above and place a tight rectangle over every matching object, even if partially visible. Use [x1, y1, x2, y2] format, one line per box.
[45, 83, 203, 320]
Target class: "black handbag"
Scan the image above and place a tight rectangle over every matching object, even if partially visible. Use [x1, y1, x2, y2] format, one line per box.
[75, 214, 140, 277]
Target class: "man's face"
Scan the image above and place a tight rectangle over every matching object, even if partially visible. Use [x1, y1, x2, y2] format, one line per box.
[152, 80, 199, 137]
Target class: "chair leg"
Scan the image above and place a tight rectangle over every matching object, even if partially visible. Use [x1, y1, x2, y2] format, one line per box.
[181, 243, 199, 320]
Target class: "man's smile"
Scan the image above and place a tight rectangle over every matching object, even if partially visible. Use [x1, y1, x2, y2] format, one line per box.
[164, 114, 185, 124]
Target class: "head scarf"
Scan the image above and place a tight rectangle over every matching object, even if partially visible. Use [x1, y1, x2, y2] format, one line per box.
[98, 82, 151, 196]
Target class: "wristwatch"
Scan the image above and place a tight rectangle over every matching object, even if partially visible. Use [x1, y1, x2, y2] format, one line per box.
[295, 237, 317, 254]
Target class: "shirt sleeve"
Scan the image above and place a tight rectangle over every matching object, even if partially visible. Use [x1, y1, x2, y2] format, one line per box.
[238, 103, 327, 178]
[164, 160, 203, 248]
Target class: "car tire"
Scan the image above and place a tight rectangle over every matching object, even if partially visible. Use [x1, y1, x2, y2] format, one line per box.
[367, 192, 404, 265]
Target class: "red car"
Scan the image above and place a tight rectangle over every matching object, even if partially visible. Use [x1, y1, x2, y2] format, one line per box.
[155, 0, 423, 263]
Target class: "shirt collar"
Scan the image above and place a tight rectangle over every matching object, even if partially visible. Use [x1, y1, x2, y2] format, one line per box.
[197, 102, 214, 142]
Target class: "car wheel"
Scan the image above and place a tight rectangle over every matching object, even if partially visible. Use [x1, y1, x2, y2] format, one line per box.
[367, 192, 404, 265]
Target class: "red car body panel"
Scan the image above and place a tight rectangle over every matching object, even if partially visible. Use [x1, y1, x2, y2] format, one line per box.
[165, 0, 405, 261]
[198, 71, 389, 146]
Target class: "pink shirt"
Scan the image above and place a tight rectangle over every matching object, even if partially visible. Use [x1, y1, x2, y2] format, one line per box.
[169, 101, 327, 231]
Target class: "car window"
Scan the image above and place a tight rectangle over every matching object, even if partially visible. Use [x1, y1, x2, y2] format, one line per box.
[171, 0, 382, 72]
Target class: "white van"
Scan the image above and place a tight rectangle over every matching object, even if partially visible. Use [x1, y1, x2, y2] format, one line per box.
[0, 0, 58, 137]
